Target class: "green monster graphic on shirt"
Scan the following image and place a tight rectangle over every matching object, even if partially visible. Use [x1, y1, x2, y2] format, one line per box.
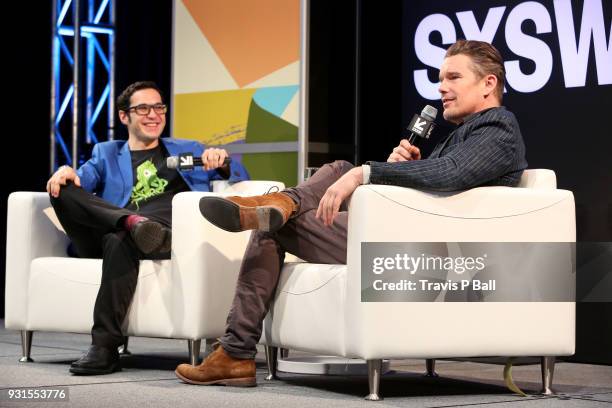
[130, 160, 168, 207]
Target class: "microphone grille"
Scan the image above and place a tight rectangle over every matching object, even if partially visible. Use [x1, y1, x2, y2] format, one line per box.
[421, 105, 438, 121]
[166, 156, 179, 169]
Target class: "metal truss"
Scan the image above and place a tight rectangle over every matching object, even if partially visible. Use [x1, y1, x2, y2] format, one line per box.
[50, 0, 115, 173]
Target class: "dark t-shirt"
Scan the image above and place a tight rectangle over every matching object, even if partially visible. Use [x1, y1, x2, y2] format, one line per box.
[125, 144, 190, 225]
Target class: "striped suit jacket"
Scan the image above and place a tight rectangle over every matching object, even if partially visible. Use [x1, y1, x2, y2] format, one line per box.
[369, 107, 528, 191]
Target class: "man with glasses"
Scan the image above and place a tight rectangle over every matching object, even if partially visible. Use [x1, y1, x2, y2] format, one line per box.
[46, 81, 249, 375]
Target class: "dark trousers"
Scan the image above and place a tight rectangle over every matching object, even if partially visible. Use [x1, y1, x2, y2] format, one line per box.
[220, 160, 353, 358]
[50, 184, 170, 348]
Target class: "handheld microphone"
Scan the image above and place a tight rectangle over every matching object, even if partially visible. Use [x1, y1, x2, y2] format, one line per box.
[166, 152, 232, 171]
[406, 105, 437, 146]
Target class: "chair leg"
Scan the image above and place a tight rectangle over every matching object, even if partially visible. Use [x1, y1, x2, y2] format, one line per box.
[541, 356, 556, 395]
[425, 358, 438, 377]
[364, 359, 383, 401]
[188, 339, 202, 366]
[118, 336, 131, 355]
[265, 346, 279, 380]
[19, 330, 34, 362]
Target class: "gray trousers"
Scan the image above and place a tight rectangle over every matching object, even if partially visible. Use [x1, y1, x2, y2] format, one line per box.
[220, 160, 354, 358]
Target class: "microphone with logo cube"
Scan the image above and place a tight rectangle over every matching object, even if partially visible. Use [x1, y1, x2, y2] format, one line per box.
[406, 105, 438, 147]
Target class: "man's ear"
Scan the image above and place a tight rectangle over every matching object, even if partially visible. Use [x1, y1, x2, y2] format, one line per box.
[483, 74, 498, 98]
[118, 110, 130, 125]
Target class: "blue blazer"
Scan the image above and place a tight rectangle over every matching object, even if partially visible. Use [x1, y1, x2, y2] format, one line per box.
[77, 138, 250, 207]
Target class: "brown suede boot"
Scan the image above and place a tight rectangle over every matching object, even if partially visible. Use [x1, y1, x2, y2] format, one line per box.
[199, 192, 297, 233]
[175, 345, 256, 387]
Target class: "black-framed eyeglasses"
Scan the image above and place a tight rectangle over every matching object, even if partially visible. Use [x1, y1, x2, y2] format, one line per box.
[127, 103, 167, 116]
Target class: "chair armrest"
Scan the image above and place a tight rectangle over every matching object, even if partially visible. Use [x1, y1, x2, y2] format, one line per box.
[342, 185, 576, 356]
[169, 184, 283, 335]
[5, 192, 70, 329]
[346, 184, 575, 243]
[346, 184, 575, 283]
[212, 180, 285, 194]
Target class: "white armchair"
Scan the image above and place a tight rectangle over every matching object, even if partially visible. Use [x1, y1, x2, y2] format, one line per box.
[5, 180, 284, 365]
[261, 170, 575, 399]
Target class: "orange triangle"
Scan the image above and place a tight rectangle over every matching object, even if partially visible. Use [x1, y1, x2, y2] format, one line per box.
[182, 0, 300, 88]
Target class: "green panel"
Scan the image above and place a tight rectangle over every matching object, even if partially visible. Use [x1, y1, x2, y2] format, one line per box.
[242, 152, 298, 188]
[246, 99, 298, 143]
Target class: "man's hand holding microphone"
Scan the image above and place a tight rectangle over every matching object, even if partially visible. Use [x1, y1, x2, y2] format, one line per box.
[200, 148, 230, 171]
[387, 139, 421, 162]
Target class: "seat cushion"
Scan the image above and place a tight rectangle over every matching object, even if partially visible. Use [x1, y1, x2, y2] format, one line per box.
[263, 262, 347, 356]
[28, 257, 175, 337]
[518, 169, 556, 189]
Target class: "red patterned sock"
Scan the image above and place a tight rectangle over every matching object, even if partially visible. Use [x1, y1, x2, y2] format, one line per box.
[124, 214, 148, 231]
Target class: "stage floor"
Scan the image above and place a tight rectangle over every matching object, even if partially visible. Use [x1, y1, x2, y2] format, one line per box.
[1, 321, 610, 407]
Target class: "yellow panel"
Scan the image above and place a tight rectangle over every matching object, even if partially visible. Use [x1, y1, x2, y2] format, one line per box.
[174, 89, 256, 145]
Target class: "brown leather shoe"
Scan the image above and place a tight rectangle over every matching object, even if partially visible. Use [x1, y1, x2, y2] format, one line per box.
[199, 192, 296, 233]
[175, 345, 256, 387]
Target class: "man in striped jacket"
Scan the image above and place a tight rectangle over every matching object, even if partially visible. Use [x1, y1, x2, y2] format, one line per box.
[177, 40, 528, 387]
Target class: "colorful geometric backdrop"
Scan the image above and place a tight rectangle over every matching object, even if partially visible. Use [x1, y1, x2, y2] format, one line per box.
[172, 0, 300, 186]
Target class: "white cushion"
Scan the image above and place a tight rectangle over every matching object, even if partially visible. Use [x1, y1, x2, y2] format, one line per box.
[518, 169, 556, 189]
[264, 263, 347, 356]
[28, 258, 176, 337]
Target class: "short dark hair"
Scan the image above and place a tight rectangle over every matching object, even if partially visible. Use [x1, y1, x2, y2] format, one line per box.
[116, 81, 164, 112]
[445, 40, 505, 101]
